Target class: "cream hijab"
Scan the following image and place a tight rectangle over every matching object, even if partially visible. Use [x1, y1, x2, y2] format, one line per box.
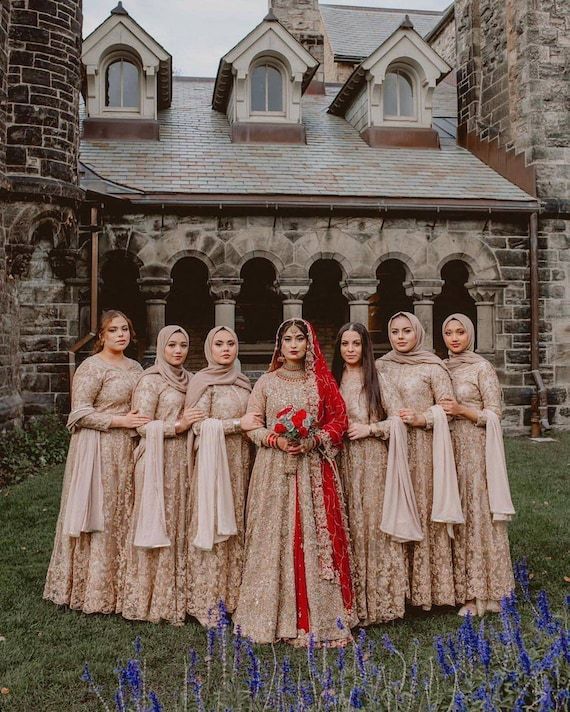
[442, 313, 486, 370]
[140, 325, 191, 392]
[381, 311, 448, 370]
[185, 326, 251, 408]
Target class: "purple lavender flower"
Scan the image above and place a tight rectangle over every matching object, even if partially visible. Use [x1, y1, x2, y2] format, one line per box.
[336, 617, 345, 631]
[349, 685, 364, 709]
[245, 637, 262, 697]
[513, 558, 531, 601]
[355, 628, 367, 680]
[133, 635, 142, 656]
[307, 633, 318, 679]
[536, 591, 559, 635]
[336, 645, 346, 673]
[435, 636, 454, 677]
[477, 623, 492, 673]
[146, 690, 162, 712]
[538, 676, 554, 712]
[513, 628, 532, 676]
[453, 690, 468, 711]
[80, 663, 92, 683]
[280, 656, 296, 697]
[299, 681, 314, 707]
[560, 627, 570, 664]
[206, 626, 216, 660]
[382, 634, 396, 654]
[125, 659, 143, 700]
[114, 689, 126, 712]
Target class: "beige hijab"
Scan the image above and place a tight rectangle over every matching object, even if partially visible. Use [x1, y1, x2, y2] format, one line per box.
[442, 313, 515, 522]
[185, 326, 251, 408]
[134, 324, 190, 548]
[381, 311, 448, 370]
[442, 313, 486, 371]
[140, 325, 191, 393]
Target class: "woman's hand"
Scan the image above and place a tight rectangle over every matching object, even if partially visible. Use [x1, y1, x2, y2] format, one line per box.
[439, 397, 463, 417]
[399, 409, 426, 428]
[240, 412, 264, 432]
[347, 422, 371, 441]
[113, 410, 150, 429]
[276, 436, 291, 452]
[177, 407, 207, 433]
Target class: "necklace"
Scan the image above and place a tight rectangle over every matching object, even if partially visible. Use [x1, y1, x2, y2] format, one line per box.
[276, 367, 307, 382]
[282, 363, 304, 372]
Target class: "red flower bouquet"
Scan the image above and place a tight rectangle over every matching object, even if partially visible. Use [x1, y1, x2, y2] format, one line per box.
[273, 405, 317, 475]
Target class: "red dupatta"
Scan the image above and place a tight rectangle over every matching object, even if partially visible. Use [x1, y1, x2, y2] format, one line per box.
[269, 320, 354, 622]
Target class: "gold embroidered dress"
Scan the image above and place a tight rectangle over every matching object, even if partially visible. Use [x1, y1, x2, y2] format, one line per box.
[376, 359, 456, 609]
[338, 370, 408, 624]
[44, 355, 142, 613]
[186, 384, 251, 625]
[119, 373, 188, 624]
[448, 360, 515, 604]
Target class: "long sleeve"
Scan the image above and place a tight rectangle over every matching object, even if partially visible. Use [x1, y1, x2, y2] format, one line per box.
[191, 388, 214, 436]
[317, 376, 348, 456]
[476, 362, 503, 427]
[131, 376, 177, 437]
[71, 364, 114, 431]
[423, 365, 454, 430]
[370, 371, 403, 439]
[245, 377, 272, 447]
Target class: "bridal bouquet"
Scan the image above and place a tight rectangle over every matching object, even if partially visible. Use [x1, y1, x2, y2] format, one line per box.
[273, 405, 317, 475]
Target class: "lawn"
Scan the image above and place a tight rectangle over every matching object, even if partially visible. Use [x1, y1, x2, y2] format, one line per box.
[0, 435, 568, 711]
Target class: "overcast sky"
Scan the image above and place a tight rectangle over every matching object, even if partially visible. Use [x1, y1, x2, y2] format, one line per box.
[83, 0, 451, 76]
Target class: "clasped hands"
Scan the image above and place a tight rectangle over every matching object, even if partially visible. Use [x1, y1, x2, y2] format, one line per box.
[275, 436, 317, 455]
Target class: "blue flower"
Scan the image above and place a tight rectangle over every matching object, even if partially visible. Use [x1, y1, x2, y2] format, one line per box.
[538, 676, 554, 712]
[355, 628, 367, 679]
[536, 591, 559, 635]
[349, 685, 364, 709]
[245, 637, 262, 697]
[114, 689, 126, 712]
[146, 691, 162, 712]
[513, 558, 531, 601]
[382, 633, 396, 654]
[435, 636, 454, 677]
[453, 690, 468, 711]
[80, 663, 92, 684]
[133, 635, 142, 656]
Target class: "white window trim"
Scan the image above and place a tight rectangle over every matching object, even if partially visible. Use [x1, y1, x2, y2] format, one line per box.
[100, 51, 143, 116]
[248, 59, 287, 119]
[382, 64, 418, 123]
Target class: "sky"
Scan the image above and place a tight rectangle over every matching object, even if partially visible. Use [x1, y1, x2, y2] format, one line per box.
[83, 0, 451, 77]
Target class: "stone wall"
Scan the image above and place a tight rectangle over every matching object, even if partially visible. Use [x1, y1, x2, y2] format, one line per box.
[90, 209, 570, 432]
[455, 0, 570, 431]
[428, 12, 456, 67]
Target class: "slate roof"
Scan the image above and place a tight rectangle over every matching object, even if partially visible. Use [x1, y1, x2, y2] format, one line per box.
[320, 3, 442, 60]
[79, 78, 536, 205]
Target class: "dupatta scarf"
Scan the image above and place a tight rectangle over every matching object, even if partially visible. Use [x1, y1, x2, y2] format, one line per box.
[269, 319, 354, 615]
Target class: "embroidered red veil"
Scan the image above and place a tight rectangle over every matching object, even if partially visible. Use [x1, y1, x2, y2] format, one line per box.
[270, 319, 353, 629]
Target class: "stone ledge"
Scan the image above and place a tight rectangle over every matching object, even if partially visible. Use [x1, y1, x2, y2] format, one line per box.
[4, 175, 84, 202]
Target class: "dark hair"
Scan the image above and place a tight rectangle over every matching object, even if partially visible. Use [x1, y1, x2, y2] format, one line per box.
[92, 310, 136, 354]
[277, 319, 309, 349]
[332, 322, 384, 421]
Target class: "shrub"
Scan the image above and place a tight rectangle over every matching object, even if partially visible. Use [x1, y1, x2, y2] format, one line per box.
[0, 415, 69, 488]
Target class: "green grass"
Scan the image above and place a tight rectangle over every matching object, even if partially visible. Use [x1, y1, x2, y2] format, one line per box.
[0, 435, 568, 711]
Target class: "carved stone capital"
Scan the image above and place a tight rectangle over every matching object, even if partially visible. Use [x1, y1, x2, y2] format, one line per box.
[465, 281, 507, 304]
[277, 279, 311, 302]
[208, 277, 242, 302]
[6, 244, 34, 278]
[137, 277, 172, 302]
[341, 279, 377, 303]
[404, 279, 444, 302]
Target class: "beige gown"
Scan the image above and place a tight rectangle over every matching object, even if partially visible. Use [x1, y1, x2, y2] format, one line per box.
[186, 384, 251, 625]
[44, 355, 142, 613]
[448, 360, 515, 603]
[338, 370, 408, 624]
[233, 370, 356, 644]
[376, 360, 456, 609]
[119, 374, 188, 624]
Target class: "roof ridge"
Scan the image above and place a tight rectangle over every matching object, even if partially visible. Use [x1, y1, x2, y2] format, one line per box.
[321, 4, 443, 16]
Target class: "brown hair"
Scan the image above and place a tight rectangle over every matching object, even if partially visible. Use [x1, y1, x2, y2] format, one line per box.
[92, 310, 136, 354]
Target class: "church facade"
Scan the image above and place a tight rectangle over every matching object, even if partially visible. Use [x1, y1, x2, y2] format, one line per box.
[0, 0, 568, 434]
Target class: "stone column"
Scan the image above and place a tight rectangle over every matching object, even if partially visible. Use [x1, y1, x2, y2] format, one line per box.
[342, 279, 378, 327]
[467, 281, 505, 354]
[209, 278, 242, 331]
[278, 279, 310, 321]
[138, 277, 172, 360]
[404, 279, 444, 351]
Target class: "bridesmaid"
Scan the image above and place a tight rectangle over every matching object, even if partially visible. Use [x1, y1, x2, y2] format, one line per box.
[185, 326, 260, 626]
[234, 319, 356, 645]
[44, 310, 146, 613]
[332, 322, 421, 625]
[441, 313, 515, 616]
[377, 312, 463, 611]
[120, 325, 204, 624]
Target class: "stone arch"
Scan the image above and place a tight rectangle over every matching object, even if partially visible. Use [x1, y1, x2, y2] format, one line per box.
[236, 249, 285, 277]
[305, 251, 351, 280]
[372, 251, 415, 282]
[164, 248, 216, 275]
[433, 239, 501, 282]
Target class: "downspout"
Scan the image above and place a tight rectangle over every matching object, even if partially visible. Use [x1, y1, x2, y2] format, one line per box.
[528, 210, 549, 436]
[68, 205, 100, 388]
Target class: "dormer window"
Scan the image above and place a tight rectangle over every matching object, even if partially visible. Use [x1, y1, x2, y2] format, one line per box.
[250, 62, 284, 114]
[328, 15, 450, 148]
[383, 67, 415, 119]
[105, 57, 141, 110]
[212, 9, 318, 144]
[81, 3, 172, 140]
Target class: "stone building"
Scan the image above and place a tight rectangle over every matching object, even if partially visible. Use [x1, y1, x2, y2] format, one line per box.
[0, 0, 568, 433]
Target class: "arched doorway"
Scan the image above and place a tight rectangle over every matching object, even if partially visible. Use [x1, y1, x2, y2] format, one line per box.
[369, 259, 413, 353]
[303, 259, 348, 361]
[166, 257, 214, 370]
[100, 253, 145, 359]
[433, 260, 477, 357]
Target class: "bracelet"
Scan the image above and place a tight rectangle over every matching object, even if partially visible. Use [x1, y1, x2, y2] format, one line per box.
[266, 433, 278, 448]
[233, 418, 241, 432]
[175, 420, 181, 432]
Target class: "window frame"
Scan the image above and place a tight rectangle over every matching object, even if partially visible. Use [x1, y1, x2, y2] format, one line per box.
[248, 59, 287, 118]
[382, 64, 417, 122]
[101, 51, 143, 115]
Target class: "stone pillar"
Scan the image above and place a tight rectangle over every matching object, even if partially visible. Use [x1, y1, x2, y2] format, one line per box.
[209, 278, 242, 331]
[278, 280, 310, 321]
[342, 279, 377, 327]
[467, 281, 505, 355]
[404, 279, 444, 351]
[138, 277, 172, 360]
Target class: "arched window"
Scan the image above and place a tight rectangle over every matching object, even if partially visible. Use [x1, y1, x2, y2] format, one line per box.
[433, 260, 477, 357]
[383, 68, 415, 118]
[105, 58, 140, 109]
[369, 259, 413, 349]
[250, 63, 284, 113]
